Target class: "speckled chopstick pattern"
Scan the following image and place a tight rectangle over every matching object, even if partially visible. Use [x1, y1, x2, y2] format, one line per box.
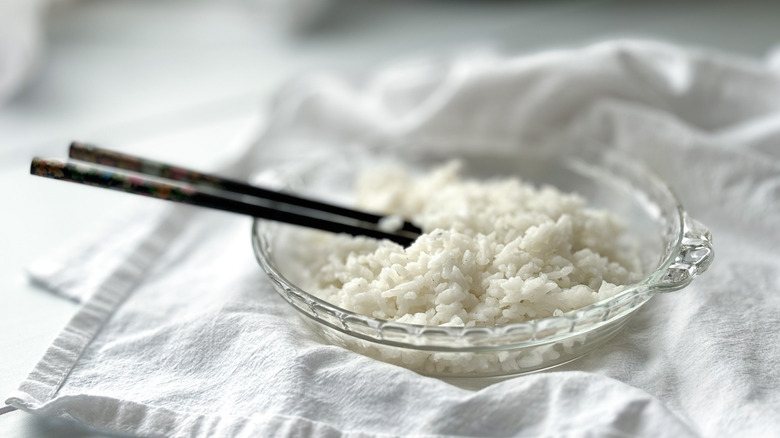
[31, 158, 197, 202]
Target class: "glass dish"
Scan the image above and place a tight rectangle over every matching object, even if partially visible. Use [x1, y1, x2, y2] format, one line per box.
[251, 146, 713, 378]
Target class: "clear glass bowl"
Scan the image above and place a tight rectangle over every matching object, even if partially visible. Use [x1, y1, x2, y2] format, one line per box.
[251, 146, 714, 378]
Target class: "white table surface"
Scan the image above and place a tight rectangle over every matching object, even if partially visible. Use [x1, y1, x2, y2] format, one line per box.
[2, 0, 779, 436]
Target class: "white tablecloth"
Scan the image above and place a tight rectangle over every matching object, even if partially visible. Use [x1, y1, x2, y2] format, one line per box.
[7, 40, 780, 437]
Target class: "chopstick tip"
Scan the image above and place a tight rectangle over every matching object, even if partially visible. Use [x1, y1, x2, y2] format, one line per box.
[29, 157, 42, 175]
[69, 141, 91, 158]
[30, 157, 65, 177]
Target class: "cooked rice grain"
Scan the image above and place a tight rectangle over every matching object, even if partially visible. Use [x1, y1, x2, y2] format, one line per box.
[295, 162, 642, 327]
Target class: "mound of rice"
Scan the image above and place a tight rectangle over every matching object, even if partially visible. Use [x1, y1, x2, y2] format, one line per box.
[294, 162, 642, 327]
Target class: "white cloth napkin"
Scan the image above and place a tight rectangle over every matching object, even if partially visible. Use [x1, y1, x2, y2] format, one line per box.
[8, 40, 780, 437]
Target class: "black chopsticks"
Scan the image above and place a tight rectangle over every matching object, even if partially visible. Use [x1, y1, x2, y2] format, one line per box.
[30, 142, 422, 246]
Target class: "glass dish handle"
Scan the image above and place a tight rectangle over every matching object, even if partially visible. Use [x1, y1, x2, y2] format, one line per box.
[655, 213, 714, 292]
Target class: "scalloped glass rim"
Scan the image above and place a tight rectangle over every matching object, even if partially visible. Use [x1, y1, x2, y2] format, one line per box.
[251, 151, 713, 353]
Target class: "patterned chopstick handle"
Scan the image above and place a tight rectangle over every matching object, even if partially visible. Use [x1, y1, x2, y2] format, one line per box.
[31, 158, 197, 203]
[69, 142, 224, 190]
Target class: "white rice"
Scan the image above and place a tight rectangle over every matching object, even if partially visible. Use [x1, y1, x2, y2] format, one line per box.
[293, 162, 642, 327]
